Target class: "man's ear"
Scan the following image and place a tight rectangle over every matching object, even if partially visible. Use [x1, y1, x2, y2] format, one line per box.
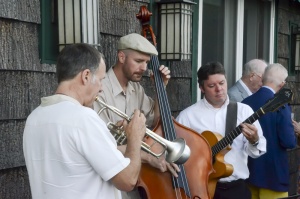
[81, 69, 90, 85]
[249, 73, 255, 82]
[200, 86, 205, 93]
[278, 81, 285, 90]
[118, 51, 126, 64]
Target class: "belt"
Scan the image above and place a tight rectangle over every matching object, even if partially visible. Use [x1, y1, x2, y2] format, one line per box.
[216, 179, 245, 189]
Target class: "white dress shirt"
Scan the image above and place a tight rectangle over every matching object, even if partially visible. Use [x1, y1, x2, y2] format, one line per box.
[176, 96, 266, 182]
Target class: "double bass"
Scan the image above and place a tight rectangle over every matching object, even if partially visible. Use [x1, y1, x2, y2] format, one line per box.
[135, 6, 214, 199]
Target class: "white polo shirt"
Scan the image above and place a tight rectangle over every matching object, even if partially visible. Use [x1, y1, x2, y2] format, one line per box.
[23, 94, 130, 199]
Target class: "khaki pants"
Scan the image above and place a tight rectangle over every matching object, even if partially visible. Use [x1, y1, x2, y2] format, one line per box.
[248, 184, 288, 199]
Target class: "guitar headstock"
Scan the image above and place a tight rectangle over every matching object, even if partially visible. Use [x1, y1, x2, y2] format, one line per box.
[261, 88, 293, 113]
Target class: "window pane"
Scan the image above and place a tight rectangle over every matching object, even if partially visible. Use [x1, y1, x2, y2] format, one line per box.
[202, 0, 237, 86]
[202, 0, 224, 65]
[243, 0, 271, 64]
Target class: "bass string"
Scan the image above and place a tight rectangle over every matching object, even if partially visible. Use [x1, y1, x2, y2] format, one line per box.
[151, 55, 191, 198]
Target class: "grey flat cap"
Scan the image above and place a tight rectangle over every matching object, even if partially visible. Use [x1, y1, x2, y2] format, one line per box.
[118, 33, 158, 55]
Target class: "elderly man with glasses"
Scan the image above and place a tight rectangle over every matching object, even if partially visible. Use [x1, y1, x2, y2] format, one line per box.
[228, 59, 267, 102]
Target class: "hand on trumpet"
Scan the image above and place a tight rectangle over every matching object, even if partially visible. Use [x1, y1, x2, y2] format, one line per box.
[121, 110, 146, 142]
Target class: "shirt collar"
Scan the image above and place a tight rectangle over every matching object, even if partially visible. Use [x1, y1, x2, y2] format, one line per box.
[203, 95, 229, 111]
[238, 79, 253, 95]
[107, 67, 135, 97]
[41, 94, 81, 107]
[262, 86, 275, 94]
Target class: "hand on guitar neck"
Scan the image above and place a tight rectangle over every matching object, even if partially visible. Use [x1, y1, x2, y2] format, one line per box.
[240, 123, 259, 145]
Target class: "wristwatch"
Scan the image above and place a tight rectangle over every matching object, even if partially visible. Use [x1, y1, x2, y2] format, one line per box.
[252, 140, 259, 147]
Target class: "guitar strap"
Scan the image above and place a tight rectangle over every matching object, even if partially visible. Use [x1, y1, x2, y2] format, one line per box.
[225, 102, 237, 141]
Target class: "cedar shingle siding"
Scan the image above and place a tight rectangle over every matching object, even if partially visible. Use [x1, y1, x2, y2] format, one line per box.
[0, 0, 300, 198]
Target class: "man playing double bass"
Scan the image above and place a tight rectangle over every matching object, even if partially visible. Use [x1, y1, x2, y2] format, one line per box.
[94, 33, 180, 199]
[176, 62, 267, 199]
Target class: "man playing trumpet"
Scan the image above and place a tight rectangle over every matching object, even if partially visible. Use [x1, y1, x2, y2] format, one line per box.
[94, 33, 180, 199]
[23, 43, 146, 199]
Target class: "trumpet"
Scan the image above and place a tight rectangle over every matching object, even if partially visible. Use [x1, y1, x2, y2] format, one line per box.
[95, 97, 190, 164]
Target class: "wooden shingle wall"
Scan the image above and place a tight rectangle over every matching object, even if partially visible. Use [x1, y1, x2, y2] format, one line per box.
[99, 0, 149, 67]
[0, 0, 40, 23]
[0, 0, 56, 198]
[278, 0, 300, 196]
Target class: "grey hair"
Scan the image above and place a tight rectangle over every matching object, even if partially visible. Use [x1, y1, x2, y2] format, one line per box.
[56, 43, 104, 83]
[262, 63, 288, 86]
[242, 59, 268, 76]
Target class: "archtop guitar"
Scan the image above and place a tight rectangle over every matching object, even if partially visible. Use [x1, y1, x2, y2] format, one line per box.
[201, 88, 293, 198]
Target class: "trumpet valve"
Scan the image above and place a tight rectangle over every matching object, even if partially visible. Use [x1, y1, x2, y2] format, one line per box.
[107, 122, 127, 145]
[116, 133, 127, 145]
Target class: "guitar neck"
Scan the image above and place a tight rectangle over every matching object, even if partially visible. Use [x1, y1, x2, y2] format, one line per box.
[211, 107, 265, 156]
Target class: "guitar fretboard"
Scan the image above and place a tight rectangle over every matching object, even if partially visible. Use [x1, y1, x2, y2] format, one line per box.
[211, 108, 264, 156]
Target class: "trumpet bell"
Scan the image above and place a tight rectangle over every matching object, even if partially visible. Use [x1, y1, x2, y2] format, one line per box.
[166, 138, 191, 164]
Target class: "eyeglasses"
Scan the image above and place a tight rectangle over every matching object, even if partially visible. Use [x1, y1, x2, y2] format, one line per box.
[253, 73, 262, 79]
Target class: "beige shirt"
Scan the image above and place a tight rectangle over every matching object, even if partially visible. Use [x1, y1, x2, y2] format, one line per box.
[94, 67, 155, 127]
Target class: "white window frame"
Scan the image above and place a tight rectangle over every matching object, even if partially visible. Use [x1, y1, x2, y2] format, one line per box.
[235, 0, 244, 81]
[269, 1, 275, 64]
[58, 0, 99, 51]
[197, 0, 203, 101]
